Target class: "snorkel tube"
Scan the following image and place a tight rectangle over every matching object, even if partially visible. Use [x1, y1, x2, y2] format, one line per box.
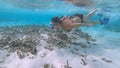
[50, 22, 55, 29]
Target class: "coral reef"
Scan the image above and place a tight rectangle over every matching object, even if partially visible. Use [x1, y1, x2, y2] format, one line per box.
[0, 25, 96, 59]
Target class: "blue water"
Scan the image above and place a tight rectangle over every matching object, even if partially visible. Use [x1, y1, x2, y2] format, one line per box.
[0, 0, 120, 32]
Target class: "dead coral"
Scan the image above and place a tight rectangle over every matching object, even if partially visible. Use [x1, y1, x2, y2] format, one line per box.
[9, 36, 37, 55]
[44, 28, 96, 50]
[45, 31, 72, 49]
[102, 58, 112, 63]
[0, 25, 43, 59]
[0, 25, 96, 59]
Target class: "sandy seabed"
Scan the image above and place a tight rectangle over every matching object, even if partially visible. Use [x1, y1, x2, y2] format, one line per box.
[0, 25, 120, 68]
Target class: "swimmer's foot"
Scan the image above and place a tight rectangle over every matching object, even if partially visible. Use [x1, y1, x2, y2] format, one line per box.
[99, 17, 110, 25]
[97, 13, 103, 17]
[99, 19, 104, 25]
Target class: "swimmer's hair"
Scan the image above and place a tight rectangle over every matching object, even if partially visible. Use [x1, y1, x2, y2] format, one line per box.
[51, 16, 60, 23]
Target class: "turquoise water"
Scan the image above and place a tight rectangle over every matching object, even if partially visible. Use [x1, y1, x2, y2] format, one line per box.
[0, 0, 120, 31]
[0, 0, 120, 68]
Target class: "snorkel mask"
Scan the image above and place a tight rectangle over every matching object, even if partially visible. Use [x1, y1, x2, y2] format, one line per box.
[50, 16, 62, 29]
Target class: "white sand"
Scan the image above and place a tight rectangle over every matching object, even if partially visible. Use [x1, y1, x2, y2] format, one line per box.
[0, 28, 120, 68]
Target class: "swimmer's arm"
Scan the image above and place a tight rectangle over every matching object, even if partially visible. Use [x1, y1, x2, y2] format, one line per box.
[86, 9, 97, 18]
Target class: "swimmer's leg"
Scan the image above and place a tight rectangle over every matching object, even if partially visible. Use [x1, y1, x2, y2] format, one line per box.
[86, 9, 98, 19]
[89, 20, 101, 26]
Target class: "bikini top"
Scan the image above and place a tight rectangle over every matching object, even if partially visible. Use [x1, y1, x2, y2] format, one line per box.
[70, 14, 84, 23]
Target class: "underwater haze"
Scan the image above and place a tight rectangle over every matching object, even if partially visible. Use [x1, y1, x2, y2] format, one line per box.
[0, 0, 120, 68]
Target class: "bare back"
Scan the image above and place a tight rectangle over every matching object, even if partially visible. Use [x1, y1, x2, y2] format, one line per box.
[60, 17, 85, 31]
[61, 18, 73, 31]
